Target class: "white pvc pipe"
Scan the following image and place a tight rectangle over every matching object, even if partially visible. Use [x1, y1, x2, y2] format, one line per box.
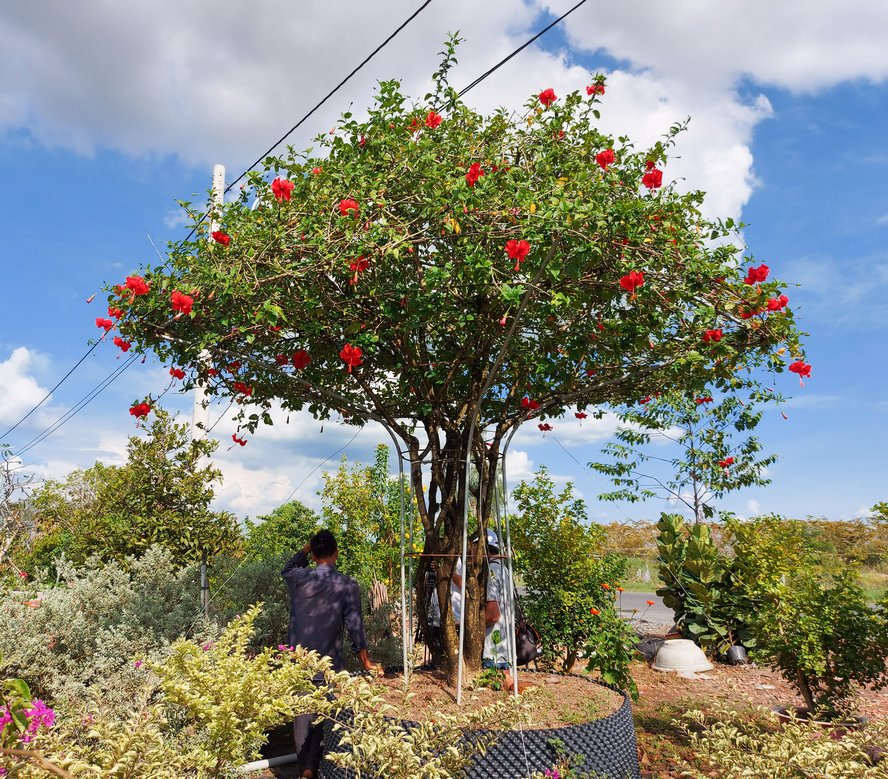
[236, 751, 300, 774]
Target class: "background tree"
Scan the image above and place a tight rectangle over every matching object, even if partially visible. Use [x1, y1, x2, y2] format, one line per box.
[110, 40, 803, 677]
[243, 500, 321, 561]
[510, 466, 626, 671]
[591, 390, 777, 523]
[18, 410, 240, 571]
[0, 449, 37, 576]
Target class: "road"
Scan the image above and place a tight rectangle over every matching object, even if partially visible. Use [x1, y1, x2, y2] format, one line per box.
[616, 591, 674, 633]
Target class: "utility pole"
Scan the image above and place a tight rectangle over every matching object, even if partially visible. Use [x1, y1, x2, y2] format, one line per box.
[196, 163, 224, 618]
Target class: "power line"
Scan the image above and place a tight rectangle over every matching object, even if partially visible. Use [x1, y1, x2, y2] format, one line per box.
[12, 355, 138, 459]
[458, 0, 590, 96]
[4, 0, 586, 454]
[224, 0, 436, 194]
[1, 2, 437, 447]
[0, 338, 103, 442]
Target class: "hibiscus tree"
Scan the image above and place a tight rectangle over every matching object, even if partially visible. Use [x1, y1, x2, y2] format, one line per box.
[108, 47, 804, 679]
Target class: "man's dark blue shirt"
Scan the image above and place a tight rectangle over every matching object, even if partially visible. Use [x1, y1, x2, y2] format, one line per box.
[281, 550, 367, 672]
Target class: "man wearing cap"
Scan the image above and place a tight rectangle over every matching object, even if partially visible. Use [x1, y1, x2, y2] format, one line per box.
[282, 529, 379, 779]
[481, 529, 524, 693]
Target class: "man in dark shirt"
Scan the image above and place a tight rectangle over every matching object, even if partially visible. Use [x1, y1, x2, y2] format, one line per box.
[282, 529, 378, 779]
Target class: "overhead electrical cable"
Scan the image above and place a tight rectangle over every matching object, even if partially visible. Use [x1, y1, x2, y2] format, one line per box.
[5, 0, 588, 453]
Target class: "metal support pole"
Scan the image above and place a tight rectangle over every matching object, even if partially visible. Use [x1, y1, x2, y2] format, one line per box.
[456, 423, 475, 705]
[500, 427, 521, 698]
[379, 425, 410, 686]
[200, 556, 210, 617]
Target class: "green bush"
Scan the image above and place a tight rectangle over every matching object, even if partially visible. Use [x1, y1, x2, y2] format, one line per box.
[511, 467, 628, 673]
[681, 706, 888, 778]
[0, 546, 204, 708]
[750, 569, 888, 717]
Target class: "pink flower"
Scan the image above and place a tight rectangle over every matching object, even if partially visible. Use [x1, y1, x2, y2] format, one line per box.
[465, 162, 485, 187]
[744, 264, 770, 285]
[272, 177, 295, 202]
[538, 88, 557, 107]
[338, 198, 360, 217]
[134, 660, 143, 669]
[171, 291, 194, 315]
[596, 148, 615, 170]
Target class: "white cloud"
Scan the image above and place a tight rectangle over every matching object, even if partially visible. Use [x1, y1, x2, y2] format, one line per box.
[746, 498, 761, 515]
[0, 347, 62, 430]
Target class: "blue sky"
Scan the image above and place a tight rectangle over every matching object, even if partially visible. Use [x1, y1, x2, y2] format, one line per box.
[1, 1, 886, 524]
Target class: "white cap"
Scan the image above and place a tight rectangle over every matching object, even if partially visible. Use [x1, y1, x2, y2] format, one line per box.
[486, 529, 500, 549]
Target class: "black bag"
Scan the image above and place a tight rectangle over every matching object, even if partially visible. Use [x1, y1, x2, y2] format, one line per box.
[514, 596, 542, 666]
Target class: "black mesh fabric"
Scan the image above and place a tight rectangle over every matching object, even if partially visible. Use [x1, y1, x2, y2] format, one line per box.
[319, 671, 641, 779]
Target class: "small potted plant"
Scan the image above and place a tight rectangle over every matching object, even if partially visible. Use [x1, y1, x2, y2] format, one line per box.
[751, 568, 888, 725]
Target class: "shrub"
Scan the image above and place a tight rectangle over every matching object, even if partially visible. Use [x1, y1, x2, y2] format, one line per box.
[681, 706, 888, 778]
[0, 546, 203, 708]
[511, 467, 628, 672]
[750, 569, 888, 718]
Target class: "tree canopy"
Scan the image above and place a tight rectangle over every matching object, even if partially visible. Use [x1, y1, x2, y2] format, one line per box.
[106, 40, 805, 672]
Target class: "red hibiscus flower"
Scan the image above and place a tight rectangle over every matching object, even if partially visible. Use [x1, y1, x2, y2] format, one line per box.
[695, 396, 714, 405]
[642, 166, 663, 190]
[129, 402, 151, 419]
[274, 354, 289, 366]
[338, 198, 360, 217]
[538, 423, 553, 432]
[207, 368, 219, 377]
[504, 239, 531, 271]
[125, 275, 150, 296]
[171, 291, 194, 315]
[788, 360, 811, 378]
[340, 344, 363, 372]
[538, 88, 557, 107]
[108, 306, 124, 319]
[596, 148, 615, 170]
[640, 396, 652, 405]
[271, 177, 295, 202]
[589, 607, 600, 616]
[718, 457, 735, 468]
[744, 264, 770, 285]
[292, 350, 311, 370]
[169, 367, 185, 380]
[619, 270, 645, 293]
[211, 231, 230, 246]
[575, 411, 588, 420]
[408, 117, 421, 134]
[465, 162, 485, 187]
[766, 294, 789, 311]
[738, 305, 761, 320]
[95, 317, 114, 332]
[520, 397, 540, 411]
[586, 84, 606, 96]
[349, 255, 369, 285]
[231, 434, 247, 447]
[311, 166, 322, 175]
[233, 381, 253, 397]
[113, 336, 131, 352]
[703, 329, 723, 343]
[425, 110, 443, 129]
